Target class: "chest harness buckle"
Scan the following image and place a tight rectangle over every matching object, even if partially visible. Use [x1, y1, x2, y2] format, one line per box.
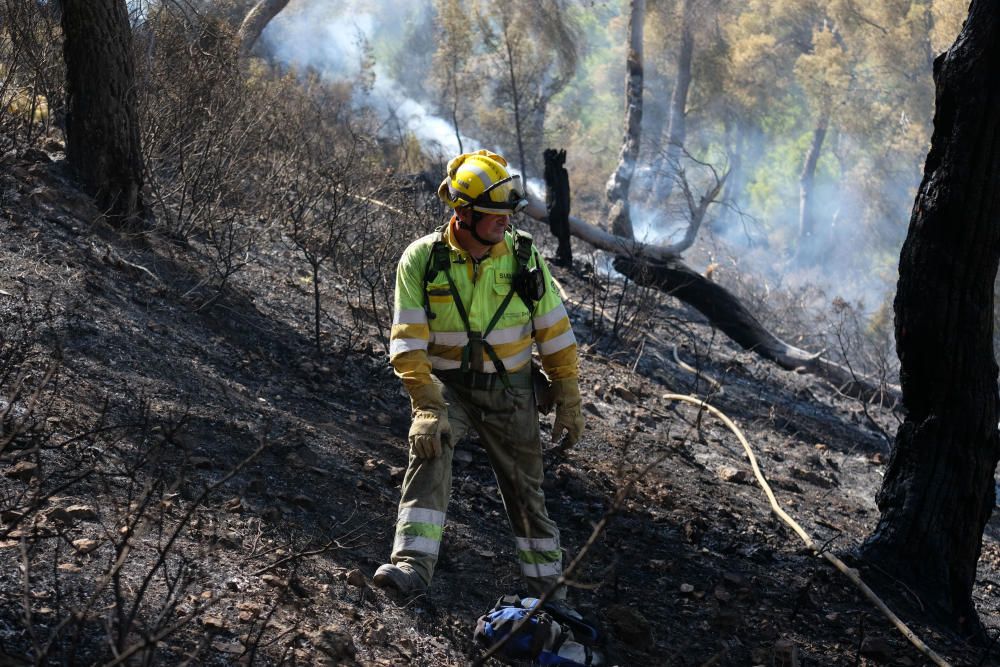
[422, 227, 544, 391]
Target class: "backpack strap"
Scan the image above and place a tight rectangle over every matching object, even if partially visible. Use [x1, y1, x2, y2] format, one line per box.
[495, 594, 522, 611]
[421, 228, 537, 392]
[422, 227, 452, 321]
[513, 229, 534, 271]
[511, 228, 545, 319]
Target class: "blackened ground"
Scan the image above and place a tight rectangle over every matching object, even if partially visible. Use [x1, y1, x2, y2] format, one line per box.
[0, 153, 997, 666]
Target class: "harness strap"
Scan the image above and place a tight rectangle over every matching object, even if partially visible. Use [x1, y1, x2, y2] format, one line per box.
[422, 235, 452, 321]
[479, 284, 518, 389]
[440, 266, 473, 339]
[512, 230, 542, 320]
[423, 229, 533, 392]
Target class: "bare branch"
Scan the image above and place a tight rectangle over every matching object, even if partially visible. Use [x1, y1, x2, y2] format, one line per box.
[236, 0, 290, 59]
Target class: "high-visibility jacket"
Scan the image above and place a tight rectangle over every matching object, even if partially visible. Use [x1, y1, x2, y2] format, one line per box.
[390, 217, 578, 390]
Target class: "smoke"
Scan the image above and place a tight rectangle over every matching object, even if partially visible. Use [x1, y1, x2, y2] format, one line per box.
[260, 1, 917, 322]
[716, 134, 912, 315]
[261, 2, 476, 161]
[627, 124, 914, 320]
[265, 11, 374, 76]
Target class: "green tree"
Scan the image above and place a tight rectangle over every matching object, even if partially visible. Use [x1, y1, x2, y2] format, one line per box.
[715, 0, 947, 268]
[432, 0, 474, 153]
[792, 23, 849, 261]
[472, 0, 579, 179]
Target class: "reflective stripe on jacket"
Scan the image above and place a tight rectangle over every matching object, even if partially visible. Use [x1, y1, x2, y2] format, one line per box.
[390, 217, 578, 390]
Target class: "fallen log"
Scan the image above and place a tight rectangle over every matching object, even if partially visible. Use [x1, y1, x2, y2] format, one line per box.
[522, 196, 900, 406]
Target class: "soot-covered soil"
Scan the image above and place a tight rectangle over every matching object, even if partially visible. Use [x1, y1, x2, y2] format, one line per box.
[1, 151, 998, 666]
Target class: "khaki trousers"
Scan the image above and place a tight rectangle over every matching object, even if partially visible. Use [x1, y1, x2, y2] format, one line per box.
[389, 373, 565, 599]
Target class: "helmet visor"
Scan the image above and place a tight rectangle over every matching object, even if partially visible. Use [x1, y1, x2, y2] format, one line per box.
[471, 174, 528, 214]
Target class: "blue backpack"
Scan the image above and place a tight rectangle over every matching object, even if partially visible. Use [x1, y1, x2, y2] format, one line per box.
[474, 595, 603, 666]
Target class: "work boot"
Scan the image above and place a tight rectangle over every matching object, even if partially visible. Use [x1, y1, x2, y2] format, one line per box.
[372, 563, 426, 596]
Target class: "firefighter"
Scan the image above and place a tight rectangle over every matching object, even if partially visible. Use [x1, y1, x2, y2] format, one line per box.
[374, 149, 585, 605]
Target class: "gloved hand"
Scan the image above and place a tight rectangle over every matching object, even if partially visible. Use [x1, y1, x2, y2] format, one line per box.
[551, 377, 585, 447]
[407, 382, 450, 459]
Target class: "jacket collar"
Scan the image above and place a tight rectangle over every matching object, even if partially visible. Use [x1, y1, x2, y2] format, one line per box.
[445, 215, 511, 260]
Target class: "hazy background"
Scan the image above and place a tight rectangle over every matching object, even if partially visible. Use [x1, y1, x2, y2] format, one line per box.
[254, 0, 967, 324]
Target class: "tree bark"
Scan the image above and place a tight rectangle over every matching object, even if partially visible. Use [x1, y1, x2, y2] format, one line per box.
[652, 0, 693, 204]
[859, 0, 1000, 635]
[543, 148, 573, 266]
[796, 109, 829, 263]
[521, 196, 899, 405]
[237, 0, 290, 59]
[605, 0, 645, 239]
[60, 0, 145, 224]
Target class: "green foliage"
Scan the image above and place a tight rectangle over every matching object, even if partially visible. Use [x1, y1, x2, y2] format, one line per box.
[206, 0, 964, 280]
[464, 0, 582, 179]
[0, 0, 974, 338]
[746, 135, 808, 232]
[545, 5, 624, 202]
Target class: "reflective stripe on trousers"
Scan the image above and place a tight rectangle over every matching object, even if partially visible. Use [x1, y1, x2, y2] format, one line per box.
[389, 375, 565, 598]
[516, 536, 563, 578]
[393, 506, 446, 556]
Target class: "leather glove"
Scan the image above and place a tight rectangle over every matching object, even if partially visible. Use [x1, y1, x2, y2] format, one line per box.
[551, 377, 585, 447]
[407, 382, 450, 459]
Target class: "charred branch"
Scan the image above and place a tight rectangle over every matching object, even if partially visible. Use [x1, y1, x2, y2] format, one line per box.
[522, 196, 898, 405]
[674, 153, 729, 255]
[237, 0, 290, 59]
[543, 148, 573, 267]
[612, 256, 896, 404]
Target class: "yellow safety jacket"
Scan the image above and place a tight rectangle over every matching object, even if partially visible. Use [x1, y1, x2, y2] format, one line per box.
[390, 217, 578, 391]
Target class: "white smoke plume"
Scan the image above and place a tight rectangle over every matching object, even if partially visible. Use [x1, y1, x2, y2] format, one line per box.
[261, 2, 476, 161]
[260, 1, 911, 320]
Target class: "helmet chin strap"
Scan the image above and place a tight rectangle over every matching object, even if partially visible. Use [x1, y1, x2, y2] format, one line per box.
[458, 209, 496, 247]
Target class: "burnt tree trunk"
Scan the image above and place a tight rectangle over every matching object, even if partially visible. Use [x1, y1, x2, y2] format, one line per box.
[796, 110, 829, 263]
[859, 0, 1000, 635]
[605, 0, 644, 239]
[652, 0, 693, 204]
[544, 148, 573, 267]
[60, 0, 145, 223]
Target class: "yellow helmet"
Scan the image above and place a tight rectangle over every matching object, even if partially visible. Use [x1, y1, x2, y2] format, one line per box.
[437, 150, 528, 215]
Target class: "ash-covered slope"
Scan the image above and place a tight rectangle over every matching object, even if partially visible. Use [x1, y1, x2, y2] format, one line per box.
[0, 151, 996, 666]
